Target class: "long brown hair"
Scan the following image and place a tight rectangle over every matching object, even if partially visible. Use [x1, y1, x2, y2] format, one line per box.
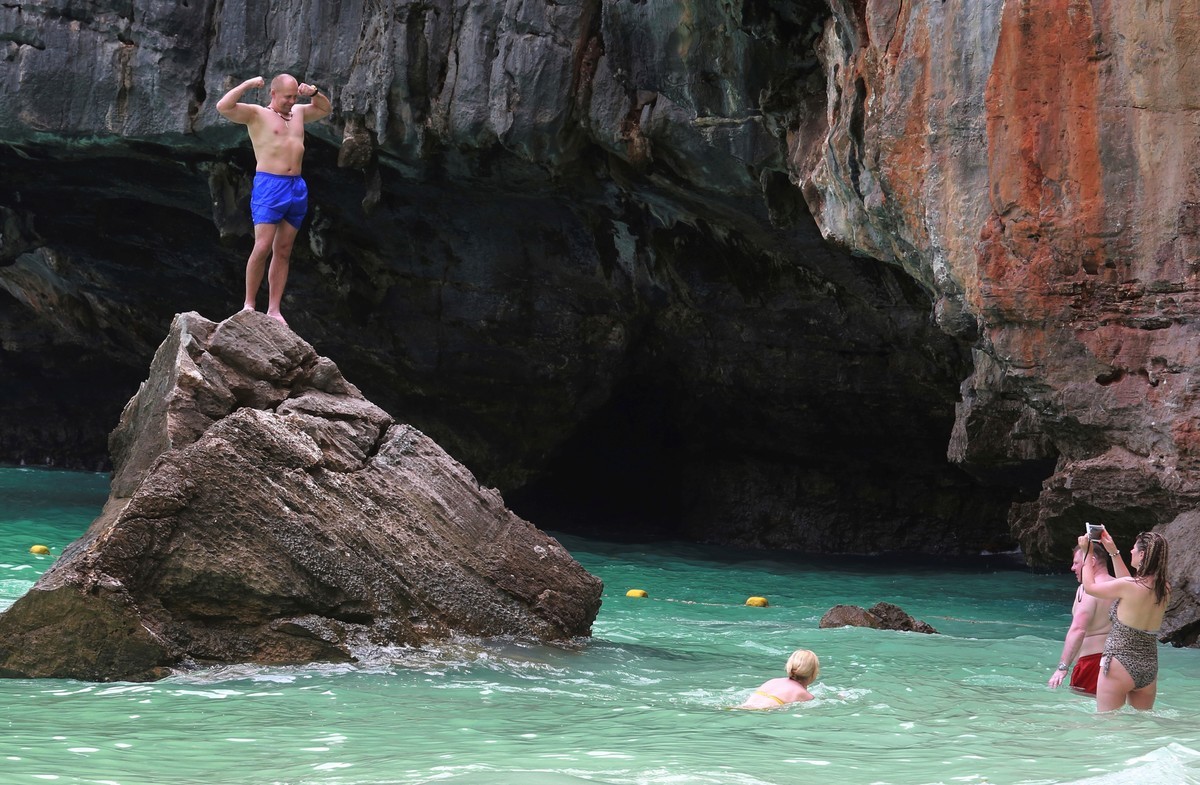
[1134, 531, 1170, 605]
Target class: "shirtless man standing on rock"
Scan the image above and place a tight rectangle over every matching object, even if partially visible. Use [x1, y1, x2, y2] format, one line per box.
[1048, 544, 1113, 695]
[217, 74, 331, 325]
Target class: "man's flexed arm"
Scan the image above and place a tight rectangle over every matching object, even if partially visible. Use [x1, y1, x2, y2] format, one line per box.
[296, 83, 332, 123]
[217, 76, 266, 123]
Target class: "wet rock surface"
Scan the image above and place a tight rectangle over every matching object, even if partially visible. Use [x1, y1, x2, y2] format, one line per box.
[819, 602, 937, 634]
[1160, 512, 1200, 648]
[0, 312, 603, 681]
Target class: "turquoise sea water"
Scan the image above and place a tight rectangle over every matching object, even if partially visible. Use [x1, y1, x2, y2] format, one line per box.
[1, 467, 1198, 785]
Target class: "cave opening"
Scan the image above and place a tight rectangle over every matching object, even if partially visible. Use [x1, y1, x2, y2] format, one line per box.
[507, 377, 690, 541]
[502, 242, 1028, 555]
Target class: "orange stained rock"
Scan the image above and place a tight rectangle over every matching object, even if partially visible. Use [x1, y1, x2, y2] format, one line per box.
[980, 0, 1109, 320]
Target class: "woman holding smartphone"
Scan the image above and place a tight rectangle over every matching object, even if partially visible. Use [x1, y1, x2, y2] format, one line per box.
[1078, 529, 1170, 712]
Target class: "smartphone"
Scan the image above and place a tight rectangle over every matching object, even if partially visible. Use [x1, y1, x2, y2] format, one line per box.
[1086, 522, 1107, 542]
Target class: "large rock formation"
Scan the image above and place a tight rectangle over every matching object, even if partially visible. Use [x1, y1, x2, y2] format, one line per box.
[1, 0, 1198, 642]
[812, 0, 1200, 563]
[0, 311, 603, 681]
[810, 1, 1200, 642]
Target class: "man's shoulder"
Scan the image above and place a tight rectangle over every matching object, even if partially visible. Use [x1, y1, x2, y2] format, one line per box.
[240, 104, 276, 131]
[218, 100, 267, 125]
[1078, 590, 1113, 614]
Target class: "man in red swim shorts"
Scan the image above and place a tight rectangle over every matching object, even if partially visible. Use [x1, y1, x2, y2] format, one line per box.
[1048, 545, 1113, 695]
[216, 74, 332, 326]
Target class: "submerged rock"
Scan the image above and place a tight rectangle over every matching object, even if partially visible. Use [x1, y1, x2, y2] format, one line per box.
[866, 602, 939, 635]
[818, 604, 882, 630]
[0, 312, 603, 681]
[819, 602, 937, 635]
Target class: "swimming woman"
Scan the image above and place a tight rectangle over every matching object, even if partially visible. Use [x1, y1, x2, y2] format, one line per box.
[739, 649, 819, 708]
[1078, 529, 1170, 712]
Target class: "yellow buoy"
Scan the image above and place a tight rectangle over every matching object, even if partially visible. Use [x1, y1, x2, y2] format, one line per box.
[745, 596, 769, 607]
[29, 545, 51, 555]
[625, 589, 648, 598]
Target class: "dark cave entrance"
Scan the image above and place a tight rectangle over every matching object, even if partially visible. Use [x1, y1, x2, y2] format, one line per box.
[507, 379, 690, 541]
[499, 245, 1035, 555]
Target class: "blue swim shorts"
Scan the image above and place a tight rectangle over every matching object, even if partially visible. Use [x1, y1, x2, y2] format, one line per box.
[250, 172, 308, 228]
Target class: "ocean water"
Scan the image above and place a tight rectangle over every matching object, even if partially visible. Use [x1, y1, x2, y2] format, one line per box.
[1, 467, 1198, 785]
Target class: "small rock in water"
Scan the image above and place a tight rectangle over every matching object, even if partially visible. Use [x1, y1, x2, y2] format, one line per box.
[819, 602, 937, 634]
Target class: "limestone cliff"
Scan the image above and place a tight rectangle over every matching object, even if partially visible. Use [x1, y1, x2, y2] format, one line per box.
[1, 0, 1198, 642]
[807, 2, 1200, 566]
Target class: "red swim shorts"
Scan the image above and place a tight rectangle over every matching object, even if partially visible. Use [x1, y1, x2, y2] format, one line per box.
[1070, 652, 1102, 695]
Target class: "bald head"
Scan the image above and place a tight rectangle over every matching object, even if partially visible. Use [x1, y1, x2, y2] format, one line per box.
[271, 74, 298, 93]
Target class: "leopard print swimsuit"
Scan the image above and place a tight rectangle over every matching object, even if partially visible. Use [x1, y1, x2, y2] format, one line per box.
[1101, 599, 1159, 690]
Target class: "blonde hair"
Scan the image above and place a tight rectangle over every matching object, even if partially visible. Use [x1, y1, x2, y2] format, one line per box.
[785, 649, 819, 684]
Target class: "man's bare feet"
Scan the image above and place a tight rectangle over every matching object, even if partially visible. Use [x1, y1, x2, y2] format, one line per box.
[266, 311, 288, 327]
[241, 304, 256, 312]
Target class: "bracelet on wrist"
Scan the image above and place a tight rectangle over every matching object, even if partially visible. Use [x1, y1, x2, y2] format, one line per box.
[1108, 550, 1120, 557]
[1056, 662, 1069, 671]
